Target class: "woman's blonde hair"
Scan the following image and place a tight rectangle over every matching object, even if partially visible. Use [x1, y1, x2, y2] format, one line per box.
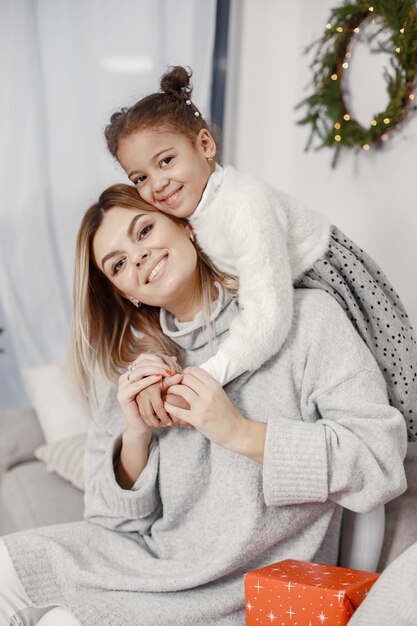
[70, 184, 237, 404]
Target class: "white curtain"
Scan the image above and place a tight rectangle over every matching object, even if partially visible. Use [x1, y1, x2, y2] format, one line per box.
[0, 0, 217, 410]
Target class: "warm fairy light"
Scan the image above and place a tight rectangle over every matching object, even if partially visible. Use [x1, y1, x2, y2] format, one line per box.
[343, 114, 350, 121]
[409, 94, 415, 100]
[334, 122, 341, 129]
[371, 120, 377, 126]
[396, 47, 401, 53]
[400, 28, 405, 34]
[381, 134, 389, 141]
[335, 135, 342, 141]
[368, 6, 374, 11]
[336, 26, 343, 32]
[384, 117, 390, 124]
[331, 73, 338, 80]
[354, 27, 360, 33]
[363, 144, 370, 150]
[342, 62, 349, 69]
[346, 51, 352, 58]
[326, 23, 332, 30]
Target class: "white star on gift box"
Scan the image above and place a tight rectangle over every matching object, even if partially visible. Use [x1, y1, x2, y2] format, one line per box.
[333, 590, 345, 604]
[317, 611, 328, 623]
[252, 579, 265, 592]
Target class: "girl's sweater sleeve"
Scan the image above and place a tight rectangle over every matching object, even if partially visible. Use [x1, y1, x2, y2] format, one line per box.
[262, 291, 407, 512]
[83, 390, 161, 534]
[198, 182, 294, 386]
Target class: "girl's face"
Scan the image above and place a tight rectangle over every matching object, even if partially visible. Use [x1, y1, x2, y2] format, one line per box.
[93, 206, 201, 320]
[116, 128, 216, 219]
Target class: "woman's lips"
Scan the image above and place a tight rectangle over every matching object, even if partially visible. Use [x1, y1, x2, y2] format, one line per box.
[146, 255, 168, 284]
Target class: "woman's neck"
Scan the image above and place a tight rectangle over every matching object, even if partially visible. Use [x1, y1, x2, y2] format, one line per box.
[166, 280, 218, 323]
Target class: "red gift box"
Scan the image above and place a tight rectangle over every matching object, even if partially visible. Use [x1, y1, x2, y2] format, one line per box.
[244, 559, 379, 625]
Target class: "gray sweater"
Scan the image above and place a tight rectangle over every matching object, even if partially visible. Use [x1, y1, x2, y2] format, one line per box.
[3, 290, 407, 625]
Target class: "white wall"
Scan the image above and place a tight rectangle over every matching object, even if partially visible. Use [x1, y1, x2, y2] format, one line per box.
[225, 0, 417, 329]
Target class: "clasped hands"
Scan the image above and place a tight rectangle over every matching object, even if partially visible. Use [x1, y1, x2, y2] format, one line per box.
[117, 353, 245, 450]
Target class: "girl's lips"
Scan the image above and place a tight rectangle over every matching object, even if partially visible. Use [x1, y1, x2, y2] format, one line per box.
[146, 254, 168, 284]
[161, 187, 182, 207]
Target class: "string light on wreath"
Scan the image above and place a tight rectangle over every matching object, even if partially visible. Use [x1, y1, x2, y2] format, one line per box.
[297, 0, 417, 167]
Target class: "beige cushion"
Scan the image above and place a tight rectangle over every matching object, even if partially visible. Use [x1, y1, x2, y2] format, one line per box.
[35, 434, 86, 491]
[23, 361, 109, 443]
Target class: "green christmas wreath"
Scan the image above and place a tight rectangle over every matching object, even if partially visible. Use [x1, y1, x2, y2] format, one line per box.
[297, 0, 417, 166]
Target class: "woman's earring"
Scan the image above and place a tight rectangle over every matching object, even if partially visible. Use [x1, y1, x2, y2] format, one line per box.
[129, 297, 141, 308]
[207, 154, 215, 162]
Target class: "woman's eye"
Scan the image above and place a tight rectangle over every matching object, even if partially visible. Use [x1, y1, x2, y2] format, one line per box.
[112, 258, 125, 276]
[161, 156, 173, 167]
[138, 224, 154, 240]
[133, 175, 146, 186]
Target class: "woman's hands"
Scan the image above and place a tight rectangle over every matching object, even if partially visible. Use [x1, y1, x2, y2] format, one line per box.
[117, 355, 167, 436]
[164, 366, 265, 459]
[115, 354, 193, 489]
[119, 357, 266, 463]
[116, 357, 170, 489]
[123, 353, 192, 430]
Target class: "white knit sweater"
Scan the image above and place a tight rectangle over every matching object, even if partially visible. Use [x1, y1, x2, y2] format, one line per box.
[189, 165, 331, 385]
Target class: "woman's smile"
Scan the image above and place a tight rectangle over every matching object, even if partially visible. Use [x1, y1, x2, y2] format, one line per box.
[146, 254, 168, 284]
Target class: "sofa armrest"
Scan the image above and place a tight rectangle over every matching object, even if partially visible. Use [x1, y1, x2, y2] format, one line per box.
[0, 407, 45, 471]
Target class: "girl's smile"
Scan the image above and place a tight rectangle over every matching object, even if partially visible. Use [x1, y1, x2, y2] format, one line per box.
[159, 186, 183, 208]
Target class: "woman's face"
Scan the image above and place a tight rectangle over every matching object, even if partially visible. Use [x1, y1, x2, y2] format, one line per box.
[93, 206, 200, 319]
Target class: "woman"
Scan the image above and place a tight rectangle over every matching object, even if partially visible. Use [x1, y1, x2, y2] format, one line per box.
[0, 185, 407, 626]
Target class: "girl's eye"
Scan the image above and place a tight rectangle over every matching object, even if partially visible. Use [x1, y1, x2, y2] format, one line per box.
[161, 156, 173, 167]
[138, 223, 154, 240]
[133, 175, 146, 186]
[112, 258, 125, 276]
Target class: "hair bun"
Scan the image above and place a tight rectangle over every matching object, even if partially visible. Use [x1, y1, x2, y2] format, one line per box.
[160, 66, 193, 98]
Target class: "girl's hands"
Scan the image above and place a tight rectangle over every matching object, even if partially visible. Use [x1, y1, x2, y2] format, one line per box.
[163, 366, 247, 450]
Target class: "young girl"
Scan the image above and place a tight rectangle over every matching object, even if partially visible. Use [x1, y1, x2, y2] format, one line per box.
[105, 65, 417, 441]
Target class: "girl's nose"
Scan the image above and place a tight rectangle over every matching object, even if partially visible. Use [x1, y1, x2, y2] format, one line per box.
[151, 173, 169, 193]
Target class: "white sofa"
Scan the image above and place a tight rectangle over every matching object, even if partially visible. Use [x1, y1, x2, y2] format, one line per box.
[0, 406, 84, 534]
